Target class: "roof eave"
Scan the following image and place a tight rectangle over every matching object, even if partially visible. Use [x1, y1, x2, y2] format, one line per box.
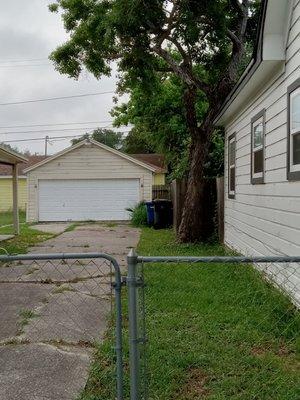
[0, 146, 28, 165]
[214, 0, 293, 126]
[214, 0, 268, 125]
[214, 0, 292, 126]
[24, 139, 157, 173]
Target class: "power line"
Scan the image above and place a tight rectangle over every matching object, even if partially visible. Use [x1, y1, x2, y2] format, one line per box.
[0, 125, 116, 136]
[0, 91, 115, 106]
[1, 131, 131, 143]
[0, 119, 114, 130]
[1, 135, 88, 143]
[0, 57, 48, 64]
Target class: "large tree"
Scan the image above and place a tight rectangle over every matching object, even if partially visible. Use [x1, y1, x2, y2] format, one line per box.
[49, 0, 260, 242]
[113, 71, 193, 178]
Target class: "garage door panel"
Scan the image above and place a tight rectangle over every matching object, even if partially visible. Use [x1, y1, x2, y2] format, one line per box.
[38, 179, 139, 221]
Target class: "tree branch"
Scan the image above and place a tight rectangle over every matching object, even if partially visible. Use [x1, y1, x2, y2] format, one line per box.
[214, 0, 251, 98]
[152, 44, 210, 94]
[144, 1, 209, 94]
[229, 0, 246, 16]
[226, 29, 242, 48]
[168, 36, 191, 66]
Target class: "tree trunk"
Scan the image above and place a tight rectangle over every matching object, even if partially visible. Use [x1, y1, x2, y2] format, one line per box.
[178, 126, 214, 242]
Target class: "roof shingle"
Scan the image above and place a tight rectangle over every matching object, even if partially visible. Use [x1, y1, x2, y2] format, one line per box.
[130, 154, 167, 173]
[0, 155, 46, 176]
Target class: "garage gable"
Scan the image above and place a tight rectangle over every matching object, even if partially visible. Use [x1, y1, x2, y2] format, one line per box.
[26, 139, 154, 222]
[24, 139, 156, 174]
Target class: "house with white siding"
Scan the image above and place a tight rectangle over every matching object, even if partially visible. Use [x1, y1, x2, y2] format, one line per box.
[215, 0, 300, 304]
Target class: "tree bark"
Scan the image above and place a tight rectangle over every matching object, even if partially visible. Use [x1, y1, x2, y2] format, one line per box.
[178, 124, 214, 242]
[177, 58, 243, 242]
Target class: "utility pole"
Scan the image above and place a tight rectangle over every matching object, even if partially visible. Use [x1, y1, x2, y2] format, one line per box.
[45, 135, 49, 157]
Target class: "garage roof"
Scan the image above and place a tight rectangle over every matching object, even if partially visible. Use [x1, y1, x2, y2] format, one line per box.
[131, 154, 167, 173]
[0, 154, 46, 176]
[24, 139, 158, 173]
[0, 144, 28, 166]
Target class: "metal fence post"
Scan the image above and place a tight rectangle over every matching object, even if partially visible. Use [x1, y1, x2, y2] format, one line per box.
[127, 248, 140, 400]
[110, 257, 124, 400]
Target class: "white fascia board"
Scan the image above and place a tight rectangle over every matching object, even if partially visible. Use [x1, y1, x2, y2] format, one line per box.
[263, 34, 285, 60]
[217, 60, 285, 125]
[215, 0, 293, 126]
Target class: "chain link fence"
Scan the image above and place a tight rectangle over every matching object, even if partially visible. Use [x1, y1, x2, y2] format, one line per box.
[2, 250, 299, 399]
[0, 252, 123, 400]
[127, 254, 300, 400]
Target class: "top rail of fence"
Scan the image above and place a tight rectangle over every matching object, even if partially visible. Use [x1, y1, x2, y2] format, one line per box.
[0, 251, 118, 262]
[0, 252, 122, 285]
[137, 256, 300, 264]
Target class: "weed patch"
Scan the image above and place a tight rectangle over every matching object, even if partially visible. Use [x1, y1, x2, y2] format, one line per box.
[0, 224, 54, 255]
[18, 308, 38, 333]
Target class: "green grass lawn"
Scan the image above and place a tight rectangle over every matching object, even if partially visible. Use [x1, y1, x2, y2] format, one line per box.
[0, 224, 54, 254]
[0, 211, 54, 254]
[0, 210, 26, 227]
[80, 228, 300, 399]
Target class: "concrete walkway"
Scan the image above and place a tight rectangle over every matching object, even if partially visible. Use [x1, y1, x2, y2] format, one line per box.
[0, 235, 14, 242]
[0, 223, 140, 400]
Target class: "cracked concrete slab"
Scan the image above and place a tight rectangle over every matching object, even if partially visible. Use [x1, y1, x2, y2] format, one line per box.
[31, 223, 71, 235]
[0, 343, 90, 400]
[0, 223, 140, 399]
[0, 283, 54, 341]
[0, 235, 14, 242]
[23, 292, 111, 343]
[29, 224, 140, 266]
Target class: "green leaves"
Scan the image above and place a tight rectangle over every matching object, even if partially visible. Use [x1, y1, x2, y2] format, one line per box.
[49, 0, 259, 182]
[71, 128, 124, 149]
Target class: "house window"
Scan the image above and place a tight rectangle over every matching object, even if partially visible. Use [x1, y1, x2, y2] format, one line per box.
[251, 110, 265, 184]
[228, 133, 236, 199]
[288, 78, 300, 180]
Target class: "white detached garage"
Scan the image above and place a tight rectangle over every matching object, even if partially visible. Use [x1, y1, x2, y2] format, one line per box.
[25, 139, 155, 222]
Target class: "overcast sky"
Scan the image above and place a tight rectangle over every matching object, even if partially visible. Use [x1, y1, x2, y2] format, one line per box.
[0, 0, 124, 155]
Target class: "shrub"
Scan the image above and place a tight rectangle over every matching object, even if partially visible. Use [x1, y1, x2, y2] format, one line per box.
[126, 202, 147, 227]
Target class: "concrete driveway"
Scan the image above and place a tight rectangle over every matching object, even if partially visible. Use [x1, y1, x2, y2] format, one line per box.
[0, 223, 140, 400]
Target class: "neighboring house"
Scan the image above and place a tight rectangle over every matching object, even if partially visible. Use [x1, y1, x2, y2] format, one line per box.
[0, 145, 28, 233]
[131, 154, 167, 185]
[0, 155, 45, 212]
[25, 139, 160, 222]
[215, 0, 300, 302]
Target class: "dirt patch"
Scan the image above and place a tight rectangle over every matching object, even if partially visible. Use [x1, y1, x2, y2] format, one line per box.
[176, 368, 210, 399]
[251, 342, 295, 358]
[251, 345, 269, 356]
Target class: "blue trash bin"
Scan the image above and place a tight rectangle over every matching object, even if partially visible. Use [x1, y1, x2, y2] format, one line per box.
[145, 201, 155, 226]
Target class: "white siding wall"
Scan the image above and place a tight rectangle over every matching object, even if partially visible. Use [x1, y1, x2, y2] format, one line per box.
[27, 144, 153, 222]
[224, 1, 300, 303]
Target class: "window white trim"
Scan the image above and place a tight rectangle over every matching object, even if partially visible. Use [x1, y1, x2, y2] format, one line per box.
[228, 133, 236, 199]
[287, 78, 300, 181]
[289, 87, 300, 173]
[251, 110, 265, 184]
[252, 116, 264, 179]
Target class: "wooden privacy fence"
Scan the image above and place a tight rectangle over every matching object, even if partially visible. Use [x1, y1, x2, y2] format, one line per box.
[152, 184, 171, 200]
[171, 177, 224, 243]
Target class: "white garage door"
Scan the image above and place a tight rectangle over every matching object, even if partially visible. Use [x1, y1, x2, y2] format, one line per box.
[38, 179, 140, 221]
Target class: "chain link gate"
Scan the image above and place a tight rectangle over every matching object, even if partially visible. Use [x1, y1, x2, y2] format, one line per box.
[126, 252, 300, 400]
[0, 252, 124, 400]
